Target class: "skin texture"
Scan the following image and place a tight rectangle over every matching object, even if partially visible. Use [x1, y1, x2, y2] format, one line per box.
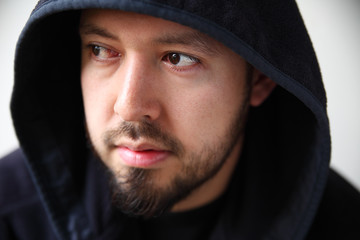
[80, 9, 276, 217]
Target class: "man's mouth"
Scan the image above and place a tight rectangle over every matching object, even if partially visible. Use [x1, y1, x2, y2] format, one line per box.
[117, 144, 171, 168]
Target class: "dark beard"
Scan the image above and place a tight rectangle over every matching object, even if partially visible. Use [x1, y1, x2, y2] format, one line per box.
[108, 143, 235, 219]
[97, 65, 253, 219]
[109, 167, 188, 219]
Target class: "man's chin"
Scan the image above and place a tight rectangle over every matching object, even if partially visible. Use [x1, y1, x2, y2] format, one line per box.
[109, 167, 177, 218]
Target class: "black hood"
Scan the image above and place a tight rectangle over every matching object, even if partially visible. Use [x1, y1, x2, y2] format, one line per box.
[11, 0, 330, 239]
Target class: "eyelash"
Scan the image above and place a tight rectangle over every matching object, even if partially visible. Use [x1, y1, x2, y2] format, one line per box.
[85, 43, 201, 72]
[87, 44, 121, 63]
[161, 52, 201, 72]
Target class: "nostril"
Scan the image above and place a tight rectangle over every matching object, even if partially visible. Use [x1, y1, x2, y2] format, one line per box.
[113, 96, 161, 122]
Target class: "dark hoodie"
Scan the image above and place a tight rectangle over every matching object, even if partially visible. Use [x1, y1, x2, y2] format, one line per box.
[1, 0, 360, 239]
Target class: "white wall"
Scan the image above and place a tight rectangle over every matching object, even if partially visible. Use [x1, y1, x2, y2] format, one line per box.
[0, 0, 359, 190]
[0, 0, 39, 154]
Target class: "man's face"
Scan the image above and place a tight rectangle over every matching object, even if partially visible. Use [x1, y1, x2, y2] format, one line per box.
[80, 9, 252, 218]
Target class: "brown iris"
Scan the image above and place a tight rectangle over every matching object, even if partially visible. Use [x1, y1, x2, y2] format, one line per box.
[168, 53, 180, 65]
[92, 45, 102, 56]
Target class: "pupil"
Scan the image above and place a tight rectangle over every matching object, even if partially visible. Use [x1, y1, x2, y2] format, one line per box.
[169, 53, 180, 65]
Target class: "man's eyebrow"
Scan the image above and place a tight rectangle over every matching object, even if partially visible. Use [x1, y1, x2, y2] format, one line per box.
[153, 31, 221, 56]
[79, 23, 119, 40]
[79, 23, 221, 56]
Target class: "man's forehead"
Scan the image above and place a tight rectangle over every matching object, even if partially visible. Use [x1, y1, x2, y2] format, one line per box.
[79, 9, 223, 56]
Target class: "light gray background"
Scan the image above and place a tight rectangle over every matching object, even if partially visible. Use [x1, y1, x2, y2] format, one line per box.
[1, 0, 359, 190]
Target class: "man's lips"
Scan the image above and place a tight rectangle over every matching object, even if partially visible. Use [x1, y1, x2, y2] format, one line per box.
[117, 145, 171, 168]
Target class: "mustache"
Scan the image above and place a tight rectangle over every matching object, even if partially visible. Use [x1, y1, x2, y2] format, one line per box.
[103, 120, 184, 156]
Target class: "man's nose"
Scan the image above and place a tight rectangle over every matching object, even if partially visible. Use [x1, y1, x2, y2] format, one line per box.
[113, 54, 161, 122]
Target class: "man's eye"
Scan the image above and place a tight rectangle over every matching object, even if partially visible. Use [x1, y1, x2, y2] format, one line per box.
[163, 53, 199, 67]
[91, 45, 120, 59]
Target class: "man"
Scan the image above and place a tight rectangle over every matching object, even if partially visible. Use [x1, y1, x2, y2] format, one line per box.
[0, 0, 359, 239]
